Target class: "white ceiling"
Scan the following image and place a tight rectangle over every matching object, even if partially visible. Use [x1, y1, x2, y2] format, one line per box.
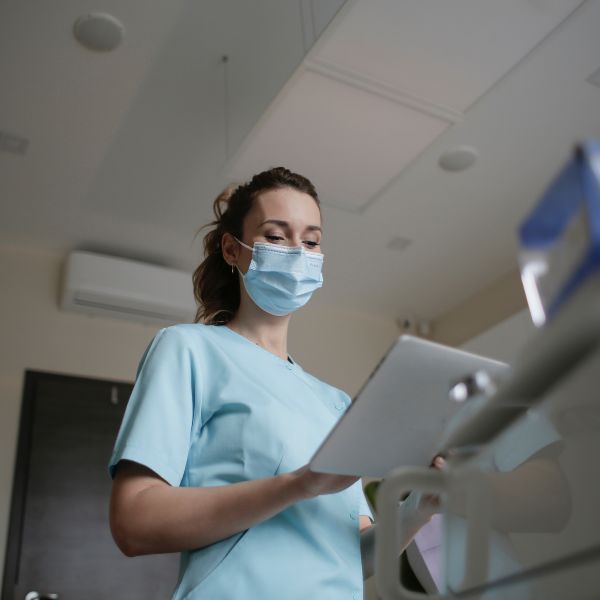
[1, 0, 599, 323]
[228, 0, 583, 211]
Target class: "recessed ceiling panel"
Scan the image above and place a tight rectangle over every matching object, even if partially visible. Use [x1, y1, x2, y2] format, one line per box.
[312, 0, 584, 112]
[226, 68, 448, 212]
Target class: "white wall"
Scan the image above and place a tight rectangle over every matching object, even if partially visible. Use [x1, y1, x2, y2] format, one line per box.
[460, 308, 535, 364]
[0, 241, 398, 593]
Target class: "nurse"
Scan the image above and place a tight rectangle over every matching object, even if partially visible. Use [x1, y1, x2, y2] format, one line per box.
[108, 166, 375, 599]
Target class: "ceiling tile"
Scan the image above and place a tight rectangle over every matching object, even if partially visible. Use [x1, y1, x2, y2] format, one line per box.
[227, 68, 448, 212]
[310, 0, 584, 112]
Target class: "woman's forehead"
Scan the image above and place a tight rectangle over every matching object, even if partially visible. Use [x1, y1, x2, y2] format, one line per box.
[247, 188, 321, 228]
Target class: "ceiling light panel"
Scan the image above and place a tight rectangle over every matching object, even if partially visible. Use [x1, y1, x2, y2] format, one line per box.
[311, 0, 585, 112]
[226, 69, 448, 213]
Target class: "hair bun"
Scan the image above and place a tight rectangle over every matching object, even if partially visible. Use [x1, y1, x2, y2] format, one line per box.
[214, 183, 240, 218]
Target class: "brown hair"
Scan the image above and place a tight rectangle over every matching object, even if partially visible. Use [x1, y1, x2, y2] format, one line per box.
[192, 166, 320, 325]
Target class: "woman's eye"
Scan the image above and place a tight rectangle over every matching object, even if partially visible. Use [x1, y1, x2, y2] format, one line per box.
[303, 240, 320, 248]
[265, 235, 284, 242]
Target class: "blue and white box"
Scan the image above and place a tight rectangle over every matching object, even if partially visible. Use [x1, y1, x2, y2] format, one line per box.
[518, 141, 600, 326]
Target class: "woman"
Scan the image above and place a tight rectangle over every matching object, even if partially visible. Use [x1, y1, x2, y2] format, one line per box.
[108, 167, 375, 599]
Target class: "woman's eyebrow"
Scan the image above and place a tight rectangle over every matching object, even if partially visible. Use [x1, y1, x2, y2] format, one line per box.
[259, 219, 322, 232]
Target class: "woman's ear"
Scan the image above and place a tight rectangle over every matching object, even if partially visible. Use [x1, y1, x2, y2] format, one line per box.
[221, 232, 239, 268]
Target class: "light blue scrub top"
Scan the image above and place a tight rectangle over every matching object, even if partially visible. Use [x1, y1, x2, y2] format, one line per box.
[109, 324, 373, 600]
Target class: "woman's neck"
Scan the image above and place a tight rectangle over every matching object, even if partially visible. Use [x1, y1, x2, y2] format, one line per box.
[227, 306, 291, 362]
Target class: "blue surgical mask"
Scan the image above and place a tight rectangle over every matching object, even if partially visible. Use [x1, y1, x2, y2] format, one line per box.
[234, 237, 324, 316]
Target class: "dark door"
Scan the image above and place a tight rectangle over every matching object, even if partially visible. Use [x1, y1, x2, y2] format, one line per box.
[3, 371, 179, 600]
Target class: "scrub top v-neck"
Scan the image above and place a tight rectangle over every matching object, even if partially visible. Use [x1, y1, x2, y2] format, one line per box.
[109, 323, 372, 600]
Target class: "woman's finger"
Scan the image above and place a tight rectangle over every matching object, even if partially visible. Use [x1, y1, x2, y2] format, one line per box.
[433, 456, 446, 469]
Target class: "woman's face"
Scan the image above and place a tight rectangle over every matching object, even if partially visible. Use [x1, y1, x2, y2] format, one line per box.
[236, 186, 322, 273]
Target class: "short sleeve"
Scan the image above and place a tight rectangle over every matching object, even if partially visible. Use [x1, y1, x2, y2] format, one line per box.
[358, 480, 374, 523]
[108, 327, 195, 486]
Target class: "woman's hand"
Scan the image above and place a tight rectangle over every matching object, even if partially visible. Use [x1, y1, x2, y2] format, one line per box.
[292, 464, 359, 499]
[417, 455, 446, 513]
[393, 456, 447, 547]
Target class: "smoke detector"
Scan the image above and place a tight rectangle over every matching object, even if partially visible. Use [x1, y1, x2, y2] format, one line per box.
[386, 236, 413, 252]
[0, 130, 29, 155]
[438, 145, 479, 172]
[587, 66, 600, 88]
[73, 13, 125, 52]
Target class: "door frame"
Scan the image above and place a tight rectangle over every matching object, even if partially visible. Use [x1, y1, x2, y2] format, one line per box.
[1, 370, 131, 600]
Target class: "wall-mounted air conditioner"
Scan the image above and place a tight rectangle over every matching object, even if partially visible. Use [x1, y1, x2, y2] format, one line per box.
[60, 250, 196, 325]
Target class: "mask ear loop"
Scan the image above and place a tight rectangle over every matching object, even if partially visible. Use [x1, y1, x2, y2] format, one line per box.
[233, 236, 254, 251]
[233, 236, 254, 278]
[228, 236, 250, 275]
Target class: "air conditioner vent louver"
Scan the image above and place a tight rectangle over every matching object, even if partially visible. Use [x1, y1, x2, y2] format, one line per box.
[72, 294, 189, 323]
[61, 251, 196, 326]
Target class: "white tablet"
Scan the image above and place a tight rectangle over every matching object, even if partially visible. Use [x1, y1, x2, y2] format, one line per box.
[309, 335, 509, 478]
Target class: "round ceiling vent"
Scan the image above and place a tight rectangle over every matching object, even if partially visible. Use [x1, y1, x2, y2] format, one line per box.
[73, 13, 125, 52]
[438, 145, 479, 172]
